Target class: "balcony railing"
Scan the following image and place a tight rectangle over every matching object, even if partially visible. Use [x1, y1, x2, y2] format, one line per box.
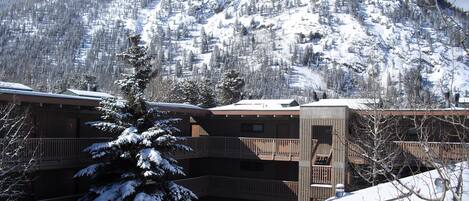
[203, 137, 303, 161]
[175, 176, 298, 201]
[172, 137, 306, 161]
[347, 142, 367, 164]
[3, 137, 308, 169]
[1, 138, 109, 169]
[395, 141, 468, 162]
[311, 165, 332, 184]
[310, 185, 334, 201]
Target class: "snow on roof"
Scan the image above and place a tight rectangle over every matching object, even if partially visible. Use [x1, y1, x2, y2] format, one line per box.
[327, 162, 469, 201]
[148, 102, 206, 111]
[235, 99, 299, 106]
[0, 81, 33, 91]
[64, 89, 115, 99]
[459, 97, 469, 103]
[0, 88, 100, 101]
[302, 99, 377, 110]
[210, 99, 300, 111]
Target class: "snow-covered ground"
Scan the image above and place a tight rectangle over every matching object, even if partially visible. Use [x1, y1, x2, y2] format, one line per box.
[327, 162, 469, 201]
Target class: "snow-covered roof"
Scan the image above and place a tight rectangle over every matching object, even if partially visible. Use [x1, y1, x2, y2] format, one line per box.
[0, 81, 33, 91]
[327, 162, 469, 201]
[149, 102, 209, 115]
[63, 89, 115, 99]
[459, 97, 469, 103]
[302, 99, 377, 110]
[235, 99, 299, 106]
[149, 102, 206, 110]
[0, 88, 100, 101]
[210, 99, 300, 111]
[0, 88, 208, 114]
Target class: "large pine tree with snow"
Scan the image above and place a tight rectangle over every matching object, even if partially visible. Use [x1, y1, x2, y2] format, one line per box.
[75, 35, 196, 201]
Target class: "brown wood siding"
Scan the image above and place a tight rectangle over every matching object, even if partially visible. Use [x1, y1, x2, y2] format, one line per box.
[195, 117, 299, 138]
[299, 107, 348, 201]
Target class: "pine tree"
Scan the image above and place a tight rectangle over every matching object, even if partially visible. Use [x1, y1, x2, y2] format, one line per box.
[167, 82, 185, 103]
[198, 79, 217, 108]
[75, 35, 196, 201]
[180, 80, 199, 105]
[217, 70, 245, 105]
[200, 28, 208, 54]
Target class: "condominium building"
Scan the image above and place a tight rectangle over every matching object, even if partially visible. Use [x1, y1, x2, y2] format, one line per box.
[0, 82, 468, 201]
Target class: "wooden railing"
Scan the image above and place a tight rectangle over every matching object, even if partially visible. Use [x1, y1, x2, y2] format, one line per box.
[1, 138, 109, 169]
[175, 176, 298, 201]
[311, 165, 332, 184]
[347, 142, 367, 164]
[174, 176, 211, 198]
[395, 141, 468, 162]
[203, 137, 303, 161]
[3, 137, 305, 169]
[311, 185, 334, 201]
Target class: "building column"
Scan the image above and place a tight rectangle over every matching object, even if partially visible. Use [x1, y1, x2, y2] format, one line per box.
[298, 117, 312, 201]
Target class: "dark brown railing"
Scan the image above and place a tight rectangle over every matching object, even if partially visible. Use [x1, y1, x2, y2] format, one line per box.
[3, 137, 310, 168]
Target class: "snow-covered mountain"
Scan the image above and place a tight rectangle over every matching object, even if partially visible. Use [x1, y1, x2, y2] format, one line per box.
[0, 0, 468, 103]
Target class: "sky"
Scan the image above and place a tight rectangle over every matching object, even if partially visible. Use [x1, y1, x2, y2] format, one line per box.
[450, 0, 469, 11]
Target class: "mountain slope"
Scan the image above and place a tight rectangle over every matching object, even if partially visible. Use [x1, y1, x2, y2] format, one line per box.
[0, 0, 467, 104]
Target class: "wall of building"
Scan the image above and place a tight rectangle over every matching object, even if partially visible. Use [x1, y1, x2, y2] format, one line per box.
[194, 116, 299, 138]
[31, 106, 100, 138]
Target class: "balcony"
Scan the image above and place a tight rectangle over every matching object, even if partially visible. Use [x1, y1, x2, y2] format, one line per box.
[175, 176, 298, 201]
[347, 142, 367, 164]
[178, 137, 305, 161]
[2, 138, 109, 169]
[348, 141, 469, 166]
[395, 141, 468, 163]
[4, 137, 309, 169]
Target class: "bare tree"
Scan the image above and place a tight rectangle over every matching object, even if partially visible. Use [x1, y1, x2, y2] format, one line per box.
[385, 112, 469, 201]
[0, 104, 35, 201]
[348, 105, 403, 187]
[347, 106, 469, 200]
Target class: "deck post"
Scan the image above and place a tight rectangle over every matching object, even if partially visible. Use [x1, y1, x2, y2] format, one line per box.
[272, 139, 276, 160]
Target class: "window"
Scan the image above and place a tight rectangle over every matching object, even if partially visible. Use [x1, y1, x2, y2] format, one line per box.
[252, 124, 264, 132]
[240, 161, 264, 172]
[406, 128, 418, 141]
[241, 123, 264, 133]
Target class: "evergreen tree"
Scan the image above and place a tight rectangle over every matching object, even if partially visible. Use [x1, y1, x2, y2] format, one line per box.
[217, 70, 245, 105]
[200, 28, 209, 54]
[180, 80, 199, 105]
[312, 91, 319, 101]
[198, 79, 217, 108]
[166, 82, 185, 103]
[75, 35, 196, 201]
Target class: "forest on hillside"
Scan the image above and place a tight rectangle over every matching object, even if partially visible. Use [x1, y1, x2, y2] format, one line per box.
[0, 0, 468, 106]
